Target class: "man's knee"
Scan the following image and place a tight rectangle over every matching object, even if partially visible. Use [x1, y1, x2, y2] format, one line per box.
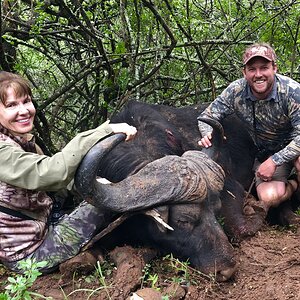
[257, 183, 286, 208]
[258, 187, 280, 203]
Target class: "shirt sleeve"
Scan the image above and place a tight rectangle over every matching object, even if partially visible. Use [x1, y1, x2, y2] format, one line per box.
[0, 121, 113, 191]
[198, 81, 237, 137]
[271, 140, 300, 165]
[271, 76, 300, 165]
[272, 105, 300, 165]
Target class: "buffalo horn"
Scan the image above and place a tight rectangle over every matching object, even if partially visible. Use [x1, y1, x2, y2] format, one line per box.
[197, 116, 224, 160]
[74, 133, 126, 198]
[76, 145, 225, 212]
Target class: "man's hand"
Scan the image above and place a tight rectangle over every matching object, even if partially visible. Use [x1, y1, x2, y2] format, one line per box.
[256, 157, 276, 181]
[198, 133, 212, 148]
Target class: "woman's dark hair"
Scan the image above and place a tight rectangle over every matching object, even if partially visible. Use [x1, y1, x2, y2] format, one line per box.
[0, 71, 33, 104]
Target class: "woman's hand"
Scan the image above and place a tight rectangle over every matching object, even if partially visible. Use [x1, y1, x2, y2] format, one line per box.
[109, 123, 137, 141]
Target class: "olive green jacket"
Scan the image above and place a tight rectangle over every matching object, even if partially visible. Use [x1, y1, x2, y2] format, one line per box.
[0, 121, 113, 262]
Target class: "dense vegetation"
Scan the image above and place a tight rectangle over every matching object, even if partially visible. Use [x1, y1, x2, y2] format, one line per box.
[1, 0, 300, 152]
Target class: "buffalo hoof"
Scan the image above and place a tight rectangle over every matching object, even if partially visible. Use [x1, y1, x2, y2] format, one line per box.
[243, 195, 267, 217]
[216, 264, 238, 282]
[224, 195, 266, 243]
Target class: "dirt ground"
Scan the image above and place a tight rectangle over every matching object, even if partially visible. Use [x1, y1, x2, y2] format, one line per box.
[1, 223, 299, 300]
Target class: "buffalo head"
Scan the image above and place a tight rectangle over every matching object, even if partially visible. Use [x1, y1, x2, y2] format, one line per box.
[74, 116, 237, 281]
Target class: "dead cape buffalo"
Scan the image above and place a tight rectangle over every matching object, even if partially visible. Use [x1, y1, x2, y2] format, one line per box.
[74, 100, 272, 281]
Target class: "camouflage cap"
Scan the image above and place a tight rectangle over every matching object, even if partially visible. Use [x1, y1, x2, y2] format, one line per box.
[243, 45, 276, 65]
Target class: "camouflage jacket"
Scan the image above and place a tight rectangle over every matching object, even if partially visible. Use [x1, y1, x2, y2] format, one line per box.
[198, 74, 300, 166]
[0, 134, 52, 262]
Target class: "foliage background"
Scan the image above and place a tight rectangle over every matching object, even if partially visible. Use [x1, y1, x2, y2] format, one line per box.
[1, 0, 300, 153]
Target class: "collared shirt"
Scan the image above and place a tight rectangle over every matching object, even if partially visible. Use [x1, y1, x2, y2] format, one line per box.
[0, 121, 113, 262]
[198, 74, 300, 165]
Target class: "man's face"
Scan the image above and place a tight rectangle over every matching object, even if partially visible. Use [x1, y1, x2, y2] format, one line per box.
[0, 87, 36, 137]
[243, 57, 277, 100]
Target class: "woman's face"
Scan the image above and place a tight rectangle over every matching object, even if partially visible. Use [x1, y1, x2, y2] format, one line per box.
[0, 87, 36, 136]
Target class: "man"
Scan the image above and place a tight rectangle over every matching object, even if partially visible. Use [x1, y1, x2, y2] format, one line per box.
[198, 42, 300, 213]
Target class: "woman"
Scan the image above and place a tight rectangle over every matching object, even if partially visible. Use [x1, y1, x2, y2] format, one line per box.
[0, 71, 137, 273]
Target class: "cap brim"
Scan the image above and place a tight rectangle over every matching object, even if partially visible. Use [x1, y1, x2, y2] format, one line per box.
[244, 55, 273, 65]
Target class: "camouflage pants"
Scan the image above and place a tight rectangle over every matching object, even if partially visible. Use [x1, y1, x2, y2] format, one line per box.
[5, 201, 114, 273]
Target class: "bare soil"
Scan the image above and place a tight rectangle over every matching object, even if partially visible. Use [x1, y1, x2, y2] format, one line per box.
[1, 224, 300, 300]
